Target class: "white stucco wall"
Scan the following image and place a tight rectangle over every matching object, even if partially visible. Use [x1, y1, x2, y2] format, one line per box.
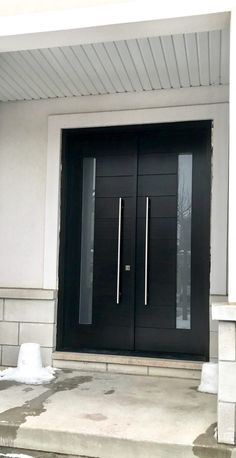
[0, 86, 229, 290]
[0, 100, 48, 287]
[0, 95, 103, 288]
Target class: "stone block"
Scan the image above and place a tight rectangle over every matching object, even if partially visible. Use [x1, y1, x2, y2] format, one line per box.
[4, 299, 55, 323]
[219, 361, 236, 402]
[0, 288, 56, 300]
[2, 345, 19, 367]
[19, 323, 55, 347]
[0, 322, 18, 345]
[0, 299, 3, 320]
[210, 331, 218, 359]
[212, 304, 236, 322]
[218, 321, 236, 361]
[148, 366, 201, 380]
[218, 402, 236, 445]
[53, 359, 107, 372]
[107, 363, 148, 375]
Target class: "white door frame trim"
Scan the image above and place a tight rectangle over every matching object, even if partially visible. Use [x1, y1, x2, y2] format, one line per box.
[44, 103, 229, 297]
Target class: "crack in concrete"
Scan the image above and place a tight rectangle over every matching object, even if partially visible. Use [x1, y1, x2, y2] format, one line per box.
[0, 375, 92, 446]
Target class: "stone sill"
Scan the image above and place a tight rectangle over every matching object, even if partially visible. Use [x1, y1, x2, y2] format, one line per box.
[0, 288, 56, 300]
[212, 302, 236, 322]
[53, 351, 202, 371]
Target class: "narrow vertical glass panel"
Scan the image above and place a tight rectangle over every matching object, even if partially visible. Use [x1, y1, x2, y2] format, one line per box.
[176, 154, 192, 330]
[79, 158, 96, 324]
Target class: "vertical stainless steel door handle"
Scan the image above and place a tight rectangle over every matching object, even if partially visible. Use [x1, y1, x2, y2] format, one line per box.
[116, 198, 122, 304]
[145, 197, 149, 306]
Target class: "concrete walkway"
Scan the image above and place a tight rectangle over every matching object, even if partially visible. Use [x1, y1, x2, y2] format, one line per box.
[0, 369, 234, 458]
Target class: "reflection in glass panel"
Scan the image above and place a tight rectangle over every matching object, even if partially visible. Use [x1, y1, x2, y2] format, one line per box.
[79, 158, 96, 325]
[176, 154, 192, 330]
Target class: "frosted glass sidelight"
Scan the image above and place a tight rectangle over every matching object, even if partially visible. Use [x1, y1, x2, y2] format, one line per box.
[176, 154, 192, 330]
[79, 158, 96, 325]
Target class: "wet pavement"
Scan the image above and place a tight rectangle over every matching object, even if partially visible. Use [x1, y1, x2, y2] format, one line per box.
[0, 447, 88, 457]
[0, 369, 233, 457]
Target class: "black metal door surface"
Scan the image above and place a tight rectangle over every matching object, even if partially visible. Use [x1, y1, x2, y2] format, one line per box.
[58, 122, 211, 360]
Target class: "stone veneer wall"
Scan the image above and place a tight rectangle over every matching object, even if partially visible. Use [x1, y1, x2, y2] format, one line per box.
[0, 292, 227, 367]
[212, 303, 236, 445]
[210, 296, 227, 361]
[0, 289, 57, 367]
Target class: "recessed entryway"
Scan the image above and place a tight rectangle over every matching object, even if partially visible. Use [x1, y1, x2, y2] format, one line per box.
[57, 121, 211, 360]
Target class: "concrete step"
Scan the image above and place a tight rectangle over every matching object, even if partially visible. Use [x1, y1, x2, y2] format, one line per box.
[0, 446, 87, 458]
[52, 351, 203, 380]
[1, 429, 233, 458]
[0, 370, 231, 458]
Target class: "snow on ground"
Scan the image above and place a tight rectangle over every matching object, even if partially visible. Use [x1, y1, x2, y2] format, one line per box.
[0, 454, 33, 458]
[0, 366, 57, 385]
[198, 362, 218, 394]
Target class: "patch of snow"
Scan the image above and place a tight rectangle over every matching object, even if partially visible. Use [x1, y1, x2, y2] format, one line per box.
[0, 366, 56, 385]
[0, 454, 33, 458]
[0, 343, 57, 385]
[198, 362, 218, 394]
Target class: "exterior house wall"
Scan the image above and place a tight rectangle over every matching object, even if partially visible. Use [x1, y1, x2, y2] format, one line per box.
[0, 86, 229, 366]
[0, 291, 56, 367]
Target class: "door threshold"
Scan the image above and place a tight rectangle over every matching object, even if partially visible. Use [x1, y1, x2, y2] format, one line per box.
[52, 351, 203, 380]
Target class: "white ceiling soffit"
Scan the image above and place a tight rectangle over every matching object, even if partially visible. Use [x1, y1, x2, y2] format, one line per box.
[0, 29, 229, 102]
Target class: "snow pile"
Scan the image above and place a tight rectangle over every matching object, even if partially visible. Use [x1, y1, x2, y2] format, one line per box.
[198, 362, 218, 394]
[0, 365, 56, 385]
[0, 343, 57, 385]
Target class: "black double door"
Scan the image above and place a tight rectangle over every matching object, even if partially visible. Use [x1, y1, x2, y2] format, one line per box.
[58, 122, 211, 360]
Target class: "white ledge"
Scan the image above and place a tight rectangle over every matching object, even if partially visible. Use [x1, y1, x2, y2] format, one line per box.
[212, 303, 236, 322]
[0, 288, 57, 300]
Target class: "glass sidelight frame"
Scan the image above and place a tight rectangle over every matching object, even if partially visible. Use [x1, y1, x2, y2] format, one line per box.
[79, 157, 96, 325]
[176, 154, 193, 330]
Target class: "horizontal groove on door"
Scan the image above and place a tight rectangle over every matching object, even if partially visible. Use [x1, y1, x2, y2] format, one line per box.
[138, 174, 177, 196]
[137, 197, 177, 217]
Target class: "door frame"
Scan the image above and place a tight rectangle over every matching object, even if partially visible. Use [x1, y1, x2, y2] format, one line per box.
[44, 103, 228, 359]
[57, 122, 211, 357]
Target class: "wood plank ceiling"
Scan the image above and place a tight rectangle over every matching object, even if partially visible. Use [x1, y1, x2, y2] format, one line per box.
[0, 29, 229, 102]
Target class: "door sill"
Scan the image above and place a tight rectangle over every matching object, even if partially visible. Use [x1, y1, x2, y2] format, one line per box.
[52, 351, 203, 380]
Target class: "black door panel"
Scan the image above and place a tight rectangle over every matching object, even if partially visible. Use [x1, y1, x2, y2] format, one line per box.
[137, 197, 177, 217]
[138, 153, 178, 175]
[138, 174, 177, 196]
[96, 176, 134, 197]
[95, 197, 134, 218]
[58, 122, 211, 359]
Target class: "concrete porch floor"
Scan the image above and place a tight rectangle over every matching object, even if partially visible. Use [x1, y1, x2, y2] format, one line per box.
[0, 369, 234, 458]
